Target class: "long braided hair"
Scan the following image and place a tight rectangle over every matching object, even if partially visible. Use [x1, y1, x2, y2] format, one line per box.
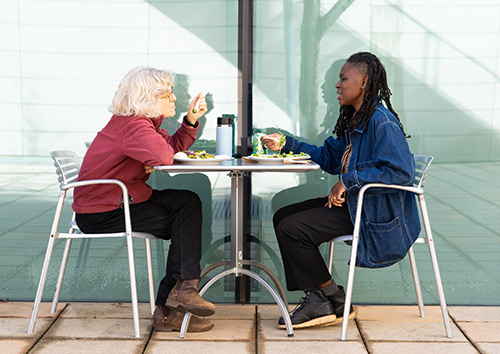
[333, 52, 407, 138]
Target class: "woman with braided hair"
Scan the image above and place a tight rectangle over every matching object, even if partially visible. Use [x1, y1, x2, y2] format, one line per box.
[262, 52, 420, 329]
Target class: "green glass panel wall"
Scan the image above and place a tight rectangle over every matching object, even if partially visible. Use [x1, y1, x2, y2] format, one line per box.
[250, 0, 500, 305]
[1, 0, 499, 306]
[0, 0, 239, 303]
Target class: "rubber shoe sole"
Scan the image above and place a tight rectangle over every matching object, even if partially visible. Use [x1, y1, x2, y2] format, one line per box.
[278, 313, 337, 329]
[319, 310, 357, 327]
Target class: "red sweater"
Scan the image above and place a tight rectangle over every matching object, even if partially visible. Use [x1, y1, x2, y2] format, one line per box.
[73, 115, 198, 213]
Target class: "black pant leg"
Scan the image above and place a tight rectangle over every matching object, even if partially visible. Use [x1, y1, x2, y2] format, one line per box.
[76, 188, 203, 306]
[146, 189, 203, 304]
[274, 198, 353, 291]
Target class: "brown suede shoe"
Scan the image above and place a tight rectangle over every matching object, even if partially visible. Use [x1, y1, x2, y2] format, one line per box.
[165, 279, 216, 317]
[153, 306, 214, 332]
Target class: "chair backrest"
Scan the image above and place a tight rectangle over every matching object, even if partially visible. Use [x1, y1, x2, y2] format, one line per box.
[413, 155, 433, 189]
[50, 150, 81, 185]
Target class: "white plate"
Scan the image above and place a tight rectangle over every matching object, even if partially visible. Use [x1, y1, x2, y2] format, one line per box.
[244, 154, 310, 163]
[174, 155, 231, 164]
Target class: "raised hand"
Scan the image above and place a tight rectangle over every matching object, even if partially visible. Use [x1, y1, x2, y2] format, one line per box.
[186, 93, 208, 125]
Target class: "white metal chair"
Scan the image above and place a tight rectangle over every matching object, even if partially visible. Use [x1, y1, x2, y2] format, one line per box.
[28, 150, 159, 338]
[327, 155, 453, 340]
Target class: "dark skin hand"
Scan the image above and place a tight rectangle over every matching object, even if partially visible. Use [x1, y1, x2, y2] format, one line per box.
[326, 180, 346, 208]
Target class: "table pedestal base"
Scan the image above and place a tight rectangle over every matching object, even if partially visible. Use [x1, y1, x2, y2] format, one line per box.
[179, 268, 294, 338]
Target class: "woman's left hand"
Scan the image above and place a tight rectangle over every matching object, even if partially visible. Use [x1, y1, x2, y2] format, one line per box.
[186, 93, 208, 125]
[326, 180, 346, 208]
[144, 165, 154, 174]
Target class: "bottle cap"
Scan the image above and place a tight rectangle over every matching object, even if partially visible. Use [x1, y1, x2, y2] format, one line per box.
[217, 116, 233, 125]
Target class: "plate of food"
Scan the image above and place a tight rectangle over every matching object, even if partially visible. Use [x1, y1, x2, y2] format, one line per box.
[244, 152, 310, 163]
[174, 150, 230, 164]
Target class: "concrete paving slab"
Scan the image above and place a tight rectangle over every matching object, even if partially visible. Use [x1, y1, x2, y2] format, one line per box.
[0, 318, 53, 338]
[457, 322, 500, 342]
[449, 306, 500, 322]
[256, 304, 297, 320]
[476, 342, 500, 354]
[145, 341, 254, 354]
[261, 340, 368, 353]
[358, 320, 467, 342]
[356, 305, 446, 322]
[211, 304, 256, 319]
[368, 342, 478, 354]
[60, 302, 152, 319]
[44, 318, 151, 339]
[0, 302, 67, 318]
[30, 339, 144, 354]
[152, 319, 254, 341]
[0, 339, 34, 354]
[258, 319, 361, 341]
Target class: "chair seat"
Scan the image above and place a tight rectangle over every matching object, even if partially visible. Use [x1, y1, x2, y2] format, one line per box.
[56, 231, 159, 240]
[331, 235, 353, 243]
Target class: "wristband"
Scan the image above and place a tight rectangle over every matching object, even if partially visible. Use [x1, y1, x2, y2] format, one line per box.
[183, 116, 199, 128]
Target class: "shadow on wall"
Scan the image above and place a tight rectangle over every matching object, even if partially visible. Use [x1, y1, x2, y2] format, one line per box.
[152, 2, 499, 163]
[265, 59, 344, 212]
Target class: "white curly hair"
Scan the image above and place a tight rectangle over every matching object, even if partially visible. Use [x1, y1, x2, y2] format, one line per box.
[109, 66, 174, 118]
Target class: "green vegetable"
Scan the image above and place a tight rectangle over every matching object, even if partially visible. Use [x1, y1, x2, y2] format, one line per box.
[192, 108, 198, 114]
[186, 150, 214, 159]
[278, 134, 286, 155]
[251, 152, 308, 158]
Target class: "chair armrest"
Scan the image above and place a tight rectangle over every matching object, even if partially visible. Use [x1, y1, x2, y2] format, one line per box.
[351, 183, 423, 244]
[60, 179, 133, 234]
[61, 179, 127, 192]
[61, 179, 129, 204]
[358, 183, 422, 198]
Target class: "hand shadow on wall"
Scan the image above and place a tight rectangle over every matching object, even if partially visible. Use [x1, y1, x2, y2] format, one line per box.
[267, 59, 345, 213]
[151, 73, 215, 251]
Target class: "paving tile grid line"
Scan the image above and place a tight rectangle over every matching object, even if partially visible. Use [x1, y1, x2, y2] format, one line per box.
[1, 303, 499, 353]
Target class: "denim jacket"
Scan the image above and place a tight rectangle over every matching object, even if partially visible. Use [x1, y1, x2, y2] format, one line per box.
[283, 104, 421, 268]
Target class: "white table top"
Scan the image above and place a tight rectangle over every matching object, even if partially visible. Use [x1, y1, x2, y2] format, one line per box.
[154, 158, 320, 173]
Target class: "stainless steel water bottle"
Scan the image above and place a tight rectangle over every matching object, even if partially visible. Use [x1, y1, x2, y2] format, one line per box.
[216, 115, 234, 157]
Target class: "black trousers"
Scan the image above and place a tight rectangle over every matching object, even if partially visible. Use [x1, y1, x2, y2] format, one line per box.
[76, 189, 202, 306]
[273, 197, 354, 291]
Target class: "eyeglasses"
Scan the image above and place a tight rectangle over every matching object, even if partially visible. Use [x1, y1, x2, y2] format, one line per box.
[160, 91, 175, 102]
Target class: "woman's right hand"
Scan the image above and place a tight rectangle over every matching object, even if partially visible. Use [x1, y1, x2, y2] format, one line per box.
[325, 180, 346, 208]
[186, 93, 208, 124]
[261, 133, 284, 151]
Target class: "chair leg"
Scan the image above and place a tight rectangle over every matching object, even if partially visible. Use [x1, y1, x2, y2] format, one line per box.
[408, 246, 425, 317]
[327, 242, 335, 274]
[125, 235, 141, 338]
[50, 238, 73, 313]
[427, 239, 452, 337]
[340, 236, 359, 340]
[145, 238, 155, 315]
[419, 195, 452, 338]
[28, 236, 57, 334]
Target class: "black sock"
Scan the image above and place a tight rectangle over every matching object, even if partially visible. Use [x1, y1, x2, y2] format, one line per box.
[319, 280, 339, 296]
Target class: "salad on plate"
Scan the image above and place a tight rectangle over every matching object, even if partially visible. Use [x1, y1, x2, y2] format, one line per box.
[250, 151, 309, 159]
[174, 150, 215, 159]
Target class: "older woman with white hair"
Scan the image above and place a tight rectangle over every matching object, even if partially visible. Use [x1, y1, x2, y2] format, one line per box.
[73, 66, 215, 332]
